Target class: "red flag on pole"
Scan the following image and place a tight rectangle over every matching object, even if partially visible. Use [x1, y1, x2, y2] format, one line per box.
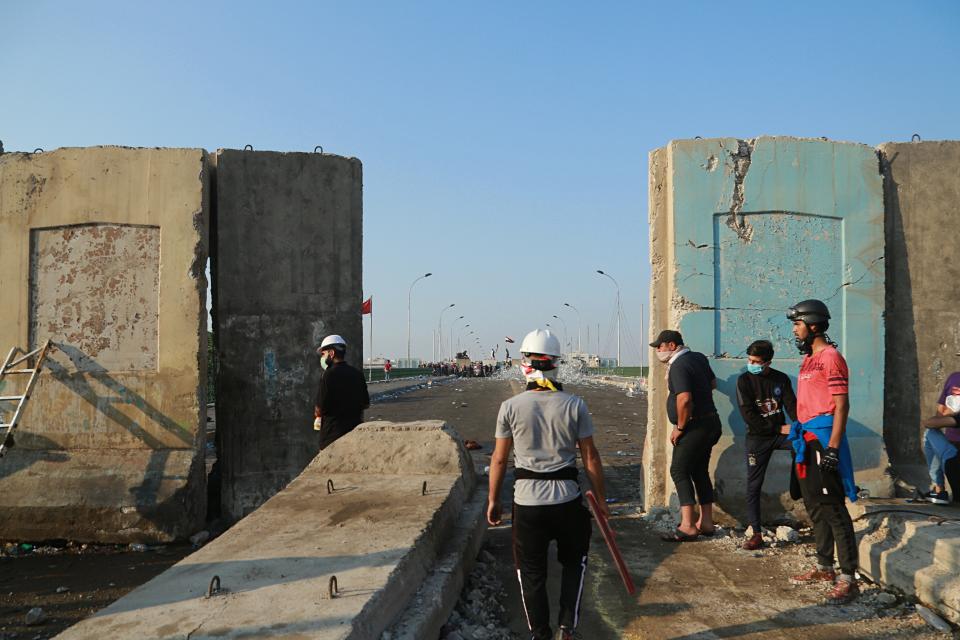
[361, 296, 373, 315]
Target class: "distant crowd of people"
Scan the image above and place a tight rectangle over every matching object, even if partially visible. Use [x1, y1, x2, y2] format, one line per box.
[420, 359, 500, 378]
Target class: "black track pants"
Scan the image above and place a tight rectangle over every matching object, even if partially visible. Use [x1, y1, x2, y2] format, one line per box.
[744, 433, 789, 530]
[670, 414, 722, 506]
[807, 501, 858, 576]
[512, 498, 592, 640]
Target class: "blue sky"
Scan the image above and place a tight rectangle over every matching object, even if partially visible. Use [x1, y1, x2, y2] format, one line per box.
[2, 2, 958, 365]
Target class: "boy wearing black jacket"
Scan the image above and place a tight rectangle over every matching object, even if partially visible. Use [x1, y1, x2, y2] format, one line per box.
[736, 340, 797, 550]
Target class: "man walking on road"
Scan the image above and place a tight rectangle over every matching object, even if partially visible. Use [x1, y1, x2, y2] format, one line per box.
[487, 329, 608, 640]
[383, 359, 393, 381]
[652, 329, 721, 542]
[314, 334, 370, 451]
[785, 300, 860, 604]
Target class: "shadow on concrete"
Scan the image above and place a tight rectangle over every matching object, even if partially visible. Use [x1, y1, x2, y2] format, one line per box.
[98, 547, 406, 615]
[881, 150, 924, 471]
[665, 602, 878, 640]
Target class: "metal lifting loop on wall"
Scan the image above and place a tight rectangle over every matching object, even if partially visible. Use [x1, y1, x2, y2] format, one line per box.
[694, 136, 702, 140]
[314, 145, 323, 154]
[243, 144, 254, 151]
[911, 133, 922, 142]
[328, 575, 338, 599]
[33, 148, 43, 154]
[207, 575, 222, 598]
[326, 479, 335, 495]
[421, 481, 427, 496]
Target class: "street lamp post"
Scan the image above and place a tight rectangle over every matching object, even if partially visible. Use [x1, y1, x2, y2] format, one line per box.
[458, 325, 471, 350]
[407, 272, 432, 367]
[563, 302, 582, 353]
[597, 270, 621, 367]
[551, 315, 569, 354]
[450, 315, 465, 361]
[437, 303, 455, 361]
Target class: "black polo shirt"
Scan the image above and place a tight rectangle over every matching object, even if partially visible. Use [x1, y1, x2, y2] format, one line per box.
[666, 350, 717, 426]
[315, 361, 370, 450]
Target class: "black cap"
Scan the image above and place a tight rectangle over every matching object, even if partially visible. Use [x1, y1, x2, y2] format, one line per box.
[650, 329, 684, 348]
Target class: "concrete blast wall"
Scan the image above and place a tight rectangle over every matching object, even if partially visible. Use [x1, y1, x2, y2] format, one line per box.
[880, 142, 960, 466]
[646, 137, 889, 520]
[0, 147, 209, 542]
[214, 150, 363, 521]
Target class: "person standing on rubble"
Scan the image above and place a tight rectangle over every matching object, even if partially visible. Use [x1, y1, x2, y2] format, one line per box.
[314, 334, 369, 451]
[651, 329, 721, 542]
[785, 300, 859, 605]
[487, 329, 607, 640]
[736, 339, 797, 550]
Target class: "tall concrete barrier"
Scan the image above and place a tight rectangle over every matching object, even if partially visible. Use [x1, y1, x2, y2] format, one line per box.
[0, 147, 209, 542]
[213, 149, 363, 521]
[880, 141, 960, 468]
[646, 137, 889, 518]
[56, 421, 482, 640]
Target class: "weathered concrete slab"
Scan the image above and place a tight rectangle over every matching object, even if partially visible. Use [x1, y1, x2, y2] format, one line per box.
[646, 137, 889, 519]
[853, 500, 960, 624]
[214, 149, 363, 521]
[0, 147, 209, 542]
[879, 141, 960, 468]
[56, 421, 479, 640]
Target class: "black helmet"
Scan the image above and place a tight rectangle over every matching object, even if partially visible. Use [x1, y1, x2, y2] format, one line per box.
[786, 299, 831, 325]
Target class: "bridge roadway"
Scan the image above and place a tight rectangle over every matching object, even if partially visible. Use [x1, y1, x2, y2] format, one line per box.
[370, 378, 943, 639]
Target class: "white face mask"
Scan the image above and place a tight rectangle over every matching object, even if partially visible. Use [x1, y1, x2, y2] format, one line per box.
[946, 395, 960, 414]
[656, 350, 674, 363]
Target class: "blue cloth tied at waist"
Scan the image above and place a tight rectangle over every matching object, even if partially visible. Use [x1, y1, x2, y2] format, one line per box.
[788, 414, 858, 503]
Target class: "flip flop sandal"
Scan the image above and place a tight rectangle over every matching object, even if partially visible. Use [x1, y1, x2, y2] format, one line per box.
[698, 528, 717, 537]
[661, 528, 699, 542]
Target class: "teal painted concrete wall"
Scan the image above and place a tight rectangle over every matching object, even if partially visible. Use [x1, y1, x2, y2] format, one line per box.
[657, 137, 888, 513]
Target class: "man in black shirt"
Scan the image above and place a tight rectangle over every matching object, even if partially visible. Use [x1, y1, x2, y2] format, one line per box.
[736, 340, 797, 550]
[314, 334, 370, 450]
[652, 329, 721, 541]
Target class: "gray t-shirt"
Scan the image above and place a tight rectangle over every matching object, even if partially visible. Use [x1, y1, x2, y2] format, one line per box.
[495, 389, 595, 506]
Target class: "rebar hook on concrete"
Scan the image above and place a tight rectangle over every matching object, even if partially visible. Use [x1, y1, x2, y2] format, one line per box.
[314, 145, 323, 154]
[33, 148, 43, 153]
[911, 133, 921, 142]
[328, 575, 338, 599]
[326, 479, 335, 494]
[207, 575, 222, 598]
[244, 144, 254, 151]
[421, 481, 428, 496]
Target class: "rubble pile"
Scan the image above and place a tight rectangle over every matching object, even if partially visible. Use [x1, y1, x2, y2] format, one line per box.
[440, 547, 517, 640]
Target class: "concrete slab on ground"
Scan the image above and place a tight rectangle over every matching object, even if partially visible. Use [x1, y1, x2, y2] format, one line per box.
[56, 421, 478, 639]
[853, 498, 960, 624]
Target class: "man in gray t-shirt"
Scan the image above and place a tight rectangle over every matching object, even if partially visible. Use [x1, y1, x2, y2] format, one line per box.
[487, 329, 608, 640]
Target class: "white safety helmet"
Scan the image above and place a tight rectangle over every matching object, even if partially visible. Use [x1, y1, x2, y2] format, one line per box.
[317, 334, 347, 354]
[520, 329, 561, 357]
[519, 329, 561, 382]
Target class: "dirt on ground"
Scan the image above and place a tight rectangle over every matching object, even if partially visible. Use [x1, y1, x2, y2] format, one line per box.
[1, 376, 953, 639]
[371, 377, 951, 639]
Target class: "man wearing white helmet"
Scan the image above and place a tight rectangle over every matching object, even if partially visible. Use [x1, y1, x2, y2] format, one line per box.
[488, 329, 608, 640]
[314, 334, 369, 450]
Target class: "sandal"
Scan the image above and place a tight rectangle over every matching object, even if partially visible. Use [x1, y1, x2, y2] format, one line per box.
[661, 528, 699, 542]
[698, 527, 716, 537]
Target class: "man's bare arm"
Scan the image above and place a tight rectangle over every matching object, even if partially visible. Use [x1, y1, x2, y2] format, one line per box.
[579, 436, 609, 517]
[829, 394, 849, 449]
[487, 437, 512, 525]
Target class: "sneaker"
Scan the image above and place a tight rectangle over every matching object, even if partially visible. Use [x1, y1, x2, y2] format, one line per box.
[789, 566, 836, 585]
[825, 578, 859, 605]
[742, 532, 764, 551]
[922, 490, 950, 505]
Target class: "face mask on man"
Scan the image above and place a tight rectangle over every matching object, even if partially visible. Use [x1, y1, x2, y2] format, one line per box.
[747, 362, 766, 375]
[320, 356, 334, 370]
[656, 350, 674, 363]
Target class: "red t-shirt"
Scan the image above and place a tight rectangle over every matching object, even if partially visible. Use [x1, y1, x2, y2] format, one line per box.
[797, 346, 849, 423]
[384, 362, 392, 372]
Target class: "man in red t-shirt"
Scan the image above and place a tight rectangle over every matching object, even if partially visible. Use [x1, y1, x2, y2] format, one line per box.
[383, 359, 393, 381]
[786, 299, 859, 605]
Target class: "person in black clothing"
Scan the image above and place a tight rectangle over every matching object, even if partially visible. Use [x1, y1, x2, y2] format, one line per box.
[736, 339, 797, 550]
[652, 329, 721, 542]
[314, 334, 370, 451]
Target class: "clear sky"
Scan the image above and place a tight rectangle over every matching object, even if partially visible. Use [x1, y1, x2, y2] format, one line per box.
[2, 2, 958, 365]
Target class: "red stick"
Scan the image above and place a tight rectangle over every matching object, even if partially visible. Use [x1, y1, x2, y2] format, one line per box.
[585, 490, 636, 595]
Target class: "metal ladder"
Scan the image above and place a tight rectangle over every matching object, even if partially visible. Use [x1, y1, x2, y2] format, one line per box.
[0, 340, 52, 457]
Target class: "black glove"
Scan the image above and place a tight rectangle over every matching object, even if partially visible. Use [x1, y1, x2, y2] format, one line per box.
[820, 447, 840, 473]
